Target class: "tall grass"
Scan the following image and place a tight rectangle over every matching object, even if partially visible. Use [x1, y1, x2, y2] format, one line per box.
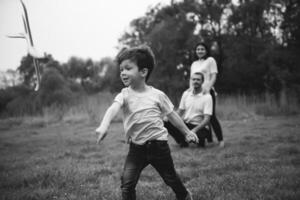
[0, 92, 115, 130]
[2, 92, 298, 129]
[47, 92, 300, 124]
[217, 93, 300, 120]
[41, 92, 122, 125]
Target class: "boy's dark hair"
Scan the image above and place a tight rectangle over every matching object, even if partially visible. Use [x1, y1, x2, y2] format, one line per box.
[116, 45, 155, 81]
[194, 42, 210, 60]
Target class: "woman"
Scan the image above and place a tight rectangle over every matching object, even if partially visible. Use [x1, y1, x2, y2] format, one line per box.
[190, 42, 224, 147]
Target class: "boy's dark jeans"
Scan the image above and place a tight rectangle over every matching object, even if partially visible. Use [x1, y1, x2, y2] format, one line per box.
[164, 121, 210, 147]
[121, 141, 188, 200]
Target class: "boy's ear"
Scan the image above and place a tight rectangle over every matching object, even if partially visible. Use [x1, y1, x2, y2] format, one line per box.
[140, 68, 148, 78]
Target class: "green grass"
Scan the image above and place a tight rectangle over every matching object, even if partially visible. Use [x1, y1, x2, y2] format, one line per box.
[0, 114, 300, 199]
[0, 93, 299, 199]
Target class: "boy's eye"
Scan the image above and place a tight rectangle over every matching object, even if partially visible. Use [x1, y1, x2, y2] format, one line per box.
[120, 66, 131, 72]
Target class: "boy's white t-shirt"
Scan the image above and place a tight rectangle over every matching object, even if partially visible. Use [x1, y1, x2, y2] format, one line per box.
[114, 86, 174, 145]
[179, 89, 212, 125]
[190, 57, 218, 90]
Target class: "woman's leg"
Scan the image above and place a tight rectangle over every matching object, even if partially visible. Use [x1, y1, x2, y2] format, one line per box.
[206, 124, 213, 143]
[210, 90, 223, 142]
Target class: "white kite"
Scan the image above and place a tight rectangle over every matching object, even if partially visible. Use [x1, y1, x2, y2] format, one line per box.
[7, 0, 45, 91]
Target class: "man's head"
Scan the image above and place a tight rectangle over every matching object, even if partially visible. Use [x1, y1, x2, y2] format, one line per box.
[116, 45, 155, 82]
[191, 72, 204, 90]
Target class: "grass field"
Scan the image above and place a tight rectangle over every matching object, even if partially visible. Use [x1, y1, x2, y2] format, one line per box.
[0, 114, 299, 200]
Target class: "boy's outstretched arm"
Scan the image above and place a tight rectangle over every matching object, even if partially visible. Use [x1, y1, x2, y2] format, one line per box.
[167, 111, 199, 143]
[96, 102, 121, 144]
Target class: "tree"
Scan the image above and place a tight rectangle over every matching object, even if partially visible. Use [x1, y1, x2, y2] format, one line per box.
[38, 68, 73, 106]
[17, 53, 53, 88]
[18, 54, 35, 87]
[65, 56, 88, 82]
[117, 0, 300, 98]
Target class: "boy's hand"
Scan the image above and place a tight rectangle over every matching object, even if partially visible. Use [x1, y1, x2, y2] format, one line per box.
[163, 115, 169, 122]
[95, 126, 108, 144]
[185, 131, 199, 143]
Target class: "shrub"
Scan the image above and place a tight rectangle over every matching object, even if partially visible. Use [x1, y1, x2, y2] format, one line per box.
[40, 68, 66, 91]
[5, 93, 41, 116]
[0, 85, 32, 116]
[40, 89, 73, 107]
[38, 68, 75, 107]
[68, 81, 84, 93]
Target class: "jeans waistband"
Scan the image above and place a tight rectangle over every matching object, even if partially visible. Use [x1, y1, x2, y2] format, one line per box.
[130, 140, 167, 147]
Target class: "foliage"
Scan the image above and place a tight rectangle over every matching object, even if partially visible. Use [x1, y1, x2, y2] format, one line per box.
[118, 0, 300, 101]
[5, 92, 41, 116]
[65, 56, 89, 80]
[0, 85, 33, 116]
[38, 68, 74, 107]
[81, 57, 123, 93]
[2, 0, 300, 118]
[17, 54, 35, 86]
[0, 68, 79, 117]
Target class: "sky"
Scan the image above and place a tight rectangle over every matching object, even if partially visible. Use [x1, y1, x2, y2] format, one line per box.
[0, 0, 171, 71]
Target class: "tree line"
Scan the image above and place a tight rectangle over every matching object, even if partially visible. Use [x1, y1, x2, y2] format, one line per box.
[119, 0, 300, 103]
[0, 55, 121, 116]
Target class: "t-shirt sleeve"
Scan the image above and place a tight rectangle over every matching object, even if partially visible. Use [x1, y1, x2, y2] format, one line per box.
[208, 57, 218, 74]
[114, 92, 124, 106]
[158, 92, 174, 115]
[203, 94, 213, 115]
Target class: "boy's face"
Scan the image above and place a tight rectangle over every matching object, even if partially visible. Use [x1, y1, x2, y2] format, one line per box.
[191, 73, 203, 90]
[119, 59, 146, 87]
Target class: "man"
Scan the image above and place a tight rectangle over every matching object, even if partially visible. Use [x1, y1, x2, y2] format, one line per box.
[165, 72, 212, 147]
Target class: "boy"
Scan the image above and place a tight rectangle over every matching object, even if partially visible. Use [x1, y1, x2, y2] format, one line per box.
[165, 72, 212, 148]
[95, 45, 198, 200]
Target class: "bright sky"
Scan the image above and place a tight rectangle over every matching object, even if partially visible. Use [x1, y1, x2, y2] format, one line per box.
[0, 0, 170, 71]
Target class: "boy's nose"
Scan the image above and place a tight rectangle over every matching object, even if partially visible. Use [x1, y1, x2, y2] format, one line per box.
[120, 73, 127, 78]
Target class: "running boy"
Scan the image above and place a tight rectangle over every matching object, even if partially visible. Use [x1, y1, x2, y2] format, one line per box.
[95, 45, 198, 200]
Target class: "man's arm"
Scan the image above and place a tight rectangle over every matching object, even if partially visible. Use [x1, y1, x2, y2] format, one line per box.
[177, 108, 185, 118]
[167, 111, 199, 143]
[191, 115, 211, 133]
[96, 102, 121, 144]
